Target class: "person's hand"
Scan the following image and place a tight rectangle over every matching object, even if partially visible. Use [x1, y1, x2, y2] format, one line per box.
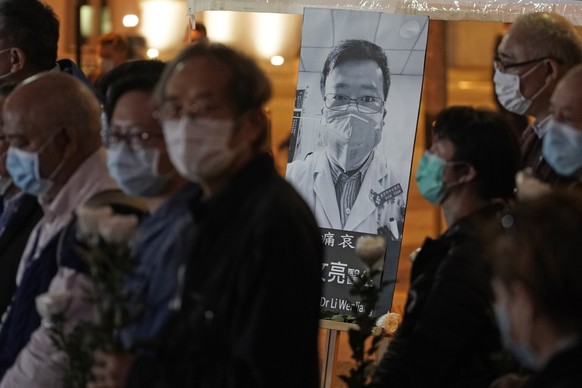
[489, 373, 530, 388]
[515, 169, 551, 200]
[87, 350, 136, 388]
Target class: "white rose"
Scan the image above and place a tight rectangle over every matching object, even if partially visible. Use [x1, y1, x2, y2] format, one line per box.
[375, 312, 401, 336]
[97, 214, 139, 245]
[76, 205, 113, 243]
[36, 291, 73, 320]
[355, 236, 386, 267]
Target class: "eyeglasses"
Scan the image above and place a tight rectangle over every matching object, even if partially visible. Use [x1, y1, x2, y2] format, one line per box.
[158, 100, 224, 121]
[492, 56, 553, 73]
[324, 94, 384, 114]
[103, 129, 164, 149]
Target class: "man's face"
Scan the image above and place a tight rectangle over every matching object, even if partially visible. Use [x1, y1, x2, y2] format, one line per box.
[322, 59, 385, 171]
[324, 59, 385, 118]
[109, 90, 174, 175]
[550, 76, 582, 131]
[2, 100, 65, 180]
[496, 27, 550, 101]
[161, 57, 238, 124]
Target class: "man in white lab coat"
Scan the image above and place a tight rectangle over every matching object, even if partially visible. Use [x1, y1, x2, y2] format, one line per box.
[286, 39, 405, 236]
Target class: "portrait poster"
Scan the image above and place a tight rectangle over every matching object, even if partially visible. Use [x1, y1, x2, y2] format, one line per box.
[285, 8, 428, 317]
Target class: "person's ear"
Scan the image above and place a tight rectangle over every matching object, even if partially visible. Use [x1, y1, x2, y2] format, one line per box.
[545, 58, 560, 81]
[458, 164, 477, 183]
[8, 48, 26, 73]
[59, 126, 79, 159]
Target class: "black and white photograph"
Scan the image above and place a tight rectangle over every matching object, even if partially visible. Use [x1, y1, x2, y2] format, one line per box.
[286, 9, 428, 237]
[286, 8, 428, 315]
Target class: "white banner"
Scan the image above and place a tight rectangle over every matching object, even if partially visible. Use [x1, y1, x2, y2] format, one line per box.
[187, 0, 582, 25]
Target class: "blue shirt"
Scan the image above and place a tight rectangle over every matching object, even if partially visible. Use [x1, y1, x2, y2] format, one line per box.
[121, 184, 200, 352]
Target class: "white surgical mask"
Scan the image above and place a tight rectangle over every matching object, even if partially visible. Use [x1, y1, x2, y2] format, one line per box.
[542, 118, 582, 177]
[493, 63, 548, 115]
[323, 109, 381, 172]
[162, 116, 237, 183]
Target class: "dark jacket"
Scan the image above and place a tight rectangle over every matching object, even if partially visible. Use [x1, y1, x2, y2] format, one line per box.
[129, 153, 323, 388]
[525, 341, 582, 388]
[372, 203, 511, 388]
[0, 194, 43, 318]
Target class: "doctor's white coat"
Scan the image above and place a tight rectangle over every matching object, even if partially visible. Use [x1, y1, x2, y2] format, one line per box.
[286, 150, 406, 235]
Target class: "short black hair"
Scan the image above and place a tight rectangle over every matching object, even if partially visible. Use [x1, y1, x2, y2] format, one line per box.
[320, 39, 390, 100]
[0, 0, 59, 70]
[433, 106, 519, 200]
[97, 59, 165, 105]
[103, 60, 166, 124]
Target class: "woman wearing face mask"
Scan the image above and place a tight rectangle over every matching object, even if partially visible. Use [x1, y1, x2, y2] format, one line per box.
[372, 106, 520, 388]
[89, 61, 201, 387]
[488, 190, 582, 388]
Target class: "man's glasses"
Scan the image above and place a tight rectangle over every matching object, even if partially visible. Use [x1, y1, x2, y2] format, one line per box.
[324, 94, 384, 114]
[492, 56, 553, 73]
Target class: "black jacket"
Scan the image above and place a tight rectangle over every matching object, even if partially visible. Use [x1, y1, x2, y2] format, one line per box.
[525, 341, 582, 388]
[0, 194, 43, 317]
[130, 154, 322, 388]
[372, 203, 511, 388]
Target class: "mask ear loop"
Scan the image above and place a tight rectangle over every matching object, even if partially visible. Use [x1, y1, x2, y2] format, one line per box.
[443, 160, 472, 189]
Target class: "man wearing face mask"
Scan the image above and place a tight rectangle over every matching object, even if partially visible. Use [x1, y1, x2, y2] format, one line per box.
[0, 72, 123, 384]
[494, 12, 582, 185]
[488, 191, 582, 388]
[286, 39, 405, 236]
[0, 83, 43, 320]
[98, 43, 322, 388]
[541, 64, 582, 189]
[373, 107, 520, 388]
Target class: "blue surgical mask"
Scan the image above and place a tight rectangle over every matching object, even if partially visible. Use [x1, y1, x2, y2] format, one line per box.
[6, 147, 54, 195]
[5, 129, 64, 196]
[494, 303, 542, 371]
[542, 118, 582, 177]
[415, 151, 447, 204]
[107, 143, 171, 197]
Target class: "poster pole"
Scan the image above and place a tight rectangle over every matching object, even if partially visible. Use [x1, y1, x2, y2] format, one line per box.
[319, 320, 358, 388]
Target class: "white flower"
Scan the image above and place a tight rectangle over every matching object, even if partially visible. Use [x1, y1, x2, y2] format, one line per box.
[516, 170, 551, 201]
[355, 236, 386, 267]
[374, 312, 401, 336]
[36, 291, 73, 321]
[97, 214, 139, 245]
[76, 205, 113, 243]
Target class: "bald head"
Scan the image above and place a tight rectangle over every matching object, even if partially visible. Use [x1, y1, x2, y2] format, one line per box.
[551, 64, 582, 130]
[2, 72, 102, 198]
[4, 72, 101, 151]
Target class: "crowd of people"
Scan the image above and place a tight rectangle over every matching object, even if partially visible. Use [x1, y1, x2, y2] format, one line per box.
[0, 0, 580, 387]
